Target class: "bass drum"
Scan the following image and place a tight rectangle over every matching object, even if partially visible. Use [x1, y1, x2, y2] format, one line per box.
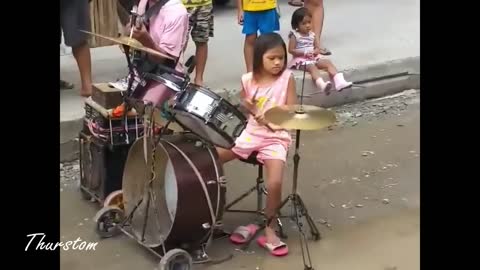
[122, 133, 226, 250]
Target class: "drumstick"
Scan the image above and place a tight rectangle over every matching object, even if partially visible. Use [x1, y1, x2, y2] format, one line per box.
[241, 101, 276, 132]
[249, 88, 277, 132]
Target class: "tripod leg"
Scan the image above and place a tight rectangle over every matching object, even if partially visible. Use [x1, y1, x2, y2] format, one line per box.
[292, 196, 314, 270]
[276, 217, 287, 239]
[296, 195, 321, 241]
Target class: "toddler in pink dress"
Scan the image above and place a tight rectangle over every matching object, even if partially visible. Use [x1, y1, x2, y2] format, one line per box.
[288, 7, 352, 95]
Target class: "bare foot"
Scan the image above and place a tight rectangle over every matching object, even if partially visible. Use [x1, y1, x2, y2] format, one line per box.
[80, 86, 92, 97]
[194, 79, 203, 86]
[265, 225, 281, 245]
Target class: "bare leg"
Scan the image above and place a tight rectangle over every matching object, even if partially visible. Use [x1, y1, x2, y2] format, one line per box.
[263, 159, 284, 245]
[315, 59, 338, 77]
[244, 34, 257, 72]
[305, 63, 332, 94]
[72, 41, 92, 97]
[194, 41, 208, 86]
[216, 147, 238, 164]
[305, 0, 330, 54]
[305, 63, 322, 81]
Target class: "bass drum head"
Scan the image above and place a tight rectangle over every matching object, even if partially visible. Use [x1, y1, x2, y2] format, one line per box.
[122, 134, 226, 248]
[122, 137, 176, 248]
[172, 86, 234, 149]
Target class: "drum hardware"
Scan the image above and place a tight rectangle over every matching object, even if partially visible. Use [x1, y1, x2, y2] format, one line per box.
[81, 30, 174, 60]
[93, 130, 233, 268]
[224, 152, 287, 240]
[170, 84, 248, 149]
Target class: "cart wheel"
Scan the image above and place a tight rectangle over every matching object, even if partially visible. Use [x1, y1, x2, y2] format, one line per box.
[94, 206, 124, 238]
[103, 190, 124, 210]
[159, 249, 193, 270]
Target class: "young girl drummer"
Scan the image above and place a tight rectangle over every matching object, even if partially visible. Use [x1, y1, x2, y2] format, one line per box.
[217, 33, 296, 257]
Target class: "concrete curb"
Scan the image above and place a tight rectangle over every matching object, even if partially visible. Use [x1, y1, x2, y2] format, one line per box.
[60, 56, 420, 162]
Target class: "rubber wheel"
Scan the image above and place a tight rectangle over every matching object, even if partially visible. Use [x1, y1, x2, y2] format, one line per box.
[159, 249, 193, 270]
[94, 206, 124, 238]
[103, 190, 124, 210]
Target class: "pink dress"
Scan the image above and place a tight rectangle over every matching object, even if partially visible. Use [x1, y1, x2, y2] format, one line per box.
[288, 30, 322, 69]
[140, 0, 190, 106]
[231, 69, 293, 163]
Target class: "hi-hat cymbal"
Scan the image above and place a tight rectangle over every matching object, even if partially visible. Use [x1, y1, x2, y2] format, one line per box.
[264, 105, 336, 131]
[81, 30, 174, 60]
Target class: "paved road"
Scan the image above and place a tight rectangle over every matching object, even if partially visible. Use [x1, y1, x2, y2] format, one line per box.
[60, 90, 420, 270]
[60, 0, 420, 122]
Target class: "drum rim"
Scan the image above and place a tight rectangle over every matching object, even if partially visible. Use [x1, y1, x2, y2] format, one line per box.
[171, 85, 247, 148]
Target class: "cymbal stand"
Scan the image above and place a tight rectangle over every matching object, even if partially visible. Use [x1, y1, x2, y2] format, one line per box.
[279, 62, 319, 270]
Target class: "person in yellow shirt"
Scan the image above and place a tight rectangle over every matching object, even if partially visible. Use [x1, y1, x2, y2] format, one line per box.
[183, 0, 214, 86]
[237, 0, 280, 72]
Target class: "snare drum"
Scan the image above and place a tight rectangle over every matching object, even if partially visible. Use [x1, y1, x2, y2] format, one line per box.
[171, 85, 247, 149]
[144, 72, 186, 93]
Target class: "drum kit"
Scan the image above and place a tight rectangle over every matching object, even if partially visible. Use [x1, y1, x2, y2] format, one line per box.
[85, 31, 336, 270]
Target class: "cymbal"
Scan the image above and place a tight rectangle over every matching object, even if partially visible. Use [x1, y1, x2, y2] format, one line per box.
[264, 105, 336, 130]
[81, 30, 174, 60]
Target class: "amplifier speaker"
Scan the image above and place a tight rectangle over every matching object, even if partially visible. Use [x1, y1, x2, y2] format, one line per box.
[78, 130, 132, 204]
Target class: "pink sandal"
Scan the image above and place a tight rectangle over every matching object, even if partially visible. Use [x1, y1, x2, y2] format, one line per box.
[256, 235, 289, 256]
[229, 224, 259, 244]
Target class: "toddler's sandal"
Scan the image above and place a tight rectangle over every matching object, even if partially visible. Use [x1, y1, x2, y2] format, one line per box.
[256, 235, 289, 257]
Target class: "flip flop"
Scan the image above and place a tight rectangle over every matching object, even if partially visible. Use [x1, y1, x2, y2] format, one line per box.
[229, 224, 259, 244]
[257, 235, 289, 256]
[60, 80, 74, 89]
[319, 47, 332, 56]
[288, 0, 304, 7]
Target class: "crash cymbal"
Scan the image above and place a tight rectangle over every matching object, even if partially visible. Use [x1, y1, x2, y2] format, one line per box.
[264, 104, 336, 131]
[81, 30, 174, 60]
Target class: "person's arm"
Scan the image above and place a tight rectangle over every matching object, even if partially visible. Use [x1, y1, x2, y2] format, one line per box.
[134, 14, 188, 62]
[312, 33, 321, 56]
[129, 24, 173, 64]
[237, 0, 244, 25]
[285, 74, 298, 105]
[288, 32, 313, 58]
[288, 33, 305, 58]
[256, 75, 297, 131]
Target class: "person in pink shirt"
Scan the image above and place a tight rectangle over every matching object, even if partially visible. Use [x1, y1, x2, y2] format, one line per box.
[127, 0, 189, 107]
[218, 33, 297, 257]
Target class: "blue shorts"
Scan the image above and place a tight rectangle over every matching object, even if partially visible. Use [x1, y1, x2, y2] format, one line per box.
[242, 8, 280, 36]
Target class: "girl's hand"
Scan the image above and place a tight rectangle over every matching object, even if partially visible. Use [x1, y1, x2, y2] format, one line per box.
[305, 50, 315, 59]
[269, 123, 286, 132]
[313, 48, 321, 56]
[255, 114, 286, 132]
[254, 113, 268, 126]
[242, 99, 257, 114]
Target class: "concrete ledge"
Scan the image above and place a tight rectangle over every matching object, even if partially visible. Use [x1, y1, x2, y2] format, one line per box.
[60, 56, 420, 162]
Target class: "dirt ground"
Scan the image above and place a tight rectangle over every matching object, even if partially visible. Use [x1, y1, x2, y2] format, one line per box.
[60, 90, 420, 270]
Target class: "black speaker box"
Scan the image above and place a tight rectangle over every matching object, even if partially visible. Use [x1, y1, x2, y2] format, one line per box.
[78, 130, 131, 204]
